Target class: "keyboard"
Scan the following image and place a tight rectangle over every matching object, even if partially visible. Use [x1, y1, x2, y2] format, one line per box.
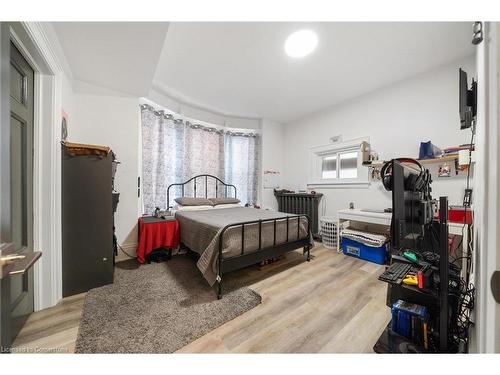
[379, 262, 412, 283]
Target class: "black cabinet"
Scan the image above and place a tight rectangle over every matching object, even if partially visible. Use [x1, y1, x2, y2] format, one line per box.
[62, 143, 115, 297]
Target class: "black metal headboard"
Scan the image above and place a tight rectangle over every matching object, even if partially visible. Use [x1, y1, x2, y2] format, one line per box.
[167, 174, 237, 208]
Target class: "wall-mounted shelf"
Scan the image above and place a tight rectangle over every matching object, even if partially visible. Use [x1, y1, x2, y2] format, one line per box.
[419, 154, 475, 174]
[418, 154, 459, 164]
[364, 154, 466, 167]
[363, 152, 474, 179]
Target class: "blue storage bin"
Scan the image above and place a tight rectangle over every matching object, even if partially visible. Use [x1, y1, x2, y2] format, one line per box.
[341, 236, 387, 265]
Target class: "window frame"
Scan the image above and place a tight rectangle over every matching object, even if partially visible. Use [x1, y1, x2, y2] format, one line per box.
[308, 138, 370, 188]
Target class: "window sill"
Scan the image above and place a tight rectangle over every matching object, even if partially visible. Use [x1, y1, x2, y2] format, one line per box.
[307, 181, 371, 189]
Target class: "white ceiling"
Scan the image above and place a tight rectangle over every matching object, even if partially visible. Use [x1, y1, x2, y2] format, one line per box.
[52, 22, 169, 96]
[153, 22, 474, 123]
[52, 22, 474, 123]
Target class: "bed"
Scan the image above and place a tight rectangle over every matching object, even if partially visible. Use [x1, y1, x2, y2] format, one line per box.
[167, 175, 313, 298]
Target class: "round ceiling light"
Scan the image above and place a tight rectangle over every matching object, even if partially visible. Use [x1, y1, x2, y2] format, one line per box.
[284, 29, 318, 58]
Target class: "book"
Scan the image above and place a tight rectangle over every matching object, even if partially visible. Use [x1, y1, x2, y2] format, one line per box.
[391, 300, 429, 345]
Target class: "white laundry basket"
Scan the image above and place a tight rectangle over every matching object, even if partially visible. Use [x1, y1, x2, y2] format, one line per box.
[320, 216, 338, 249]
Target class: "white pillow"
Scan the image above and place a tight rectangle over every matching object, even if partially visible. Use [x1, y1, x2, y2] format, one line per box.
[212, 203, 242, 209]
[175, 205, 214, 211]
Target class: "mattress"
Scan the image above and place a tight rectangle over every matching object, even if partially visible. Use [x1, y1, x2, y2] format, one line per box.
[175, 207, 312, 285]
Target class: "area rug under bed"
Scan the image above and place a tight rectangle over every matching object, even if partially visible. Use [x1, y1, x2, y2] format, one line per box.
[74, 256, 261, 353]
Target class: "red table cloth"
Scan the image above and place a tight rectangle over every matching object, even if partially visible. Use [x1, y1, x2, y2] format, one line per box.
[136, 217, 180, 264]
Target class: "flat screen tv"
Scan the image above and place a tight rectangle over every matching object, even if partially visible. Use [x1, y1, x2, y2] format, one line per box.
[459, 68, 477, 129]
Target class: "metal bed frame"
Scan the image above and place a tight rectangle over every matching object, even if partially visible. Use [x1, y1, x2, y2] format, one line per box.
[167, 174, 313, 299]
[167, 174, 237, 209]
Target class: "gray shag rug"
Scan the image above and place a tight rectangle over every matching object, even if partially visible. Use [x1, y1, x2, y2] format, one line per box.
[75, 255, 261, 353]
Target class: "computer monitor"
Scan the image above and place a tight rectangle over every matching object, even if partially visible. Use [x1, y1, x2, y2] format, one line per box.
[459, 68, 477, 129]
[390, 160, 433, 251]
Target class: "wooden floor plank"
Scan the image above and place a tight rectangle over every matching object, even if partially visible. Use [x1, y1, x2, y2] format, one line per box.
[13, 244, 390, 353]
[318, 285, 390, 353]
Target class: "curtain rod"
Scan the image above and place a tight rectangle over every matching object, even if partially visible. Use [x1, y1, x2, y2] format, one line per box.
[140, 103, 260, 138]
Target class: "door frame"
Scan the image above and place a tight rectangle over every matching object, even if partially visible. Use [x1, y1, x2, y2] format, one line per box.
[472, 22, 500, 353]
[7, 22, 64, 311]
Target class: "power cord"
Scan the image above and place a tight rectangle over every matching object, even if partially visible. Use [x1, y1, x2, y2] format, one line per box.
[449, 279, 475, 352]
[449, 125, 476, 352]
[117, 243, 135, 258]
[461, 126, 475, 286]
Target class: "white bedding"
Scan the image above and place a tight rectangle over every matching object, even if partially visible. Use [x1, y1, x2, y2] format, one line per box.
[212, 203, 242, 209]
[173, 205, 214, 212]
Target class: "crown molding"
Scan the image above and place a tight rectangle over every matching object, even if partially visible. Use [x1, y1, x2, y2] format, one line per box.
[151, 80, 261, 122]
[21, 22, 74, 81]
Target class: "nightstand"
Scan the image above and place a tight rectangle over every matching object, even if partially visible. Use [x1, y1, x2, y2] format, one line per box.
[136, 216, 180, 264]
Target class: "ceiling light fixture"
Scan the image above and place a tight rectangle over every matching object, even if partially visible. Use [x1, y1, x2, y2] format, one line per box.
[284, 30, 318, 58]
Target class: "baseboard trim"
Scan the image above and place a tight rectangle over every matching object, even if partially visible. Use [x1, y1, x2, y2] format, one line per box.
[116, 243, 137, 263]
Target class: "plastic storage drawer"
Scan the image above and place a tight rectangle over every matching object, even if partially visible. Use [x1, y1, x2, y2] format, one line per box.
[341, 237, 387, 265]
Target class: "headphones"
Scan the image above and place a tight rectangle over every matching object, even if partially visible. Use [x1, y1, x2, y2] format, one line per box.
[381, 158, 430, 192]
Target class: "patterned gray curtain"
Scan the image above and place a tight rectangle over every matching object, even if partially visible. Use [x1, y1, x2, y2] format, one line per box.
[141, 104, 260, 214]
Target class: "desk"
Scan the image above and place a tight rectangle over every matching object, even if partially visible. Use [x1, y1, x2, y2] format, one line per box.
[136, 217, 180, 264]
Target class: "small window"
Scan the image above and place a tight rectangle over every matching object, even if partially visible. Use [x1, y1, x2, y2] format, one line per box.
[308, 138, 370, 188]
[339, 151, 358, 179]
[321, 156, 337, 179]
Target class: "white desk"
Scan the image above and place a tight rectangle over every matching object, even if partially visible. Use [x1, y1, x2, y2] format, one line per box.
[337, 209, 392, 253]
[338, 208, 392, 226]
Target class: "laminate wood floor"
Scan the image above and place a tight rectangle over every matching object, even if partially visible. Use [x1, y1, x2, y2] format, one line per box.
[12, 245, 390, 353]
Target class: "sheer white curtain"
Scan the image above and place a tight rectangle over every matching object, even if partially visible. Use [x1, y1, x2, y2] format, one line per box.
[141, 104, 260, 214]
[224, 134, 260, 207]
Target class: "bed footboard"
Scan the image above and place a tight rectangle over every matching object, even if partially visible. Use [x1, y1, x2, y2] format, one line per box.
[216, 214, 312, 299]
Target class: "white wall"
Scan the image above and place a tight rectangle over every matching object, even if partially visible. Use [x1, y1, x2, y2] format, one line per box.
[261, 119, 285, 210]
[69, 93, 141, 255]
[282, 56, 476, 220]
[61, 75, 76, 120]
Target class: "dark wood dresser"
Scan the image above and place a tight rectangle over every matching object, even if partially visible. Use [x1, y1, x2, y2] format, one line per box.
[61, 142, 116, 297]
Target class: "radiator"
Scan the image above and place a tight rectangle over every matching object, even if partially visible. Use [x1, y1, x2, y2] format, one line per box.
[274, 191, 323, 238]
